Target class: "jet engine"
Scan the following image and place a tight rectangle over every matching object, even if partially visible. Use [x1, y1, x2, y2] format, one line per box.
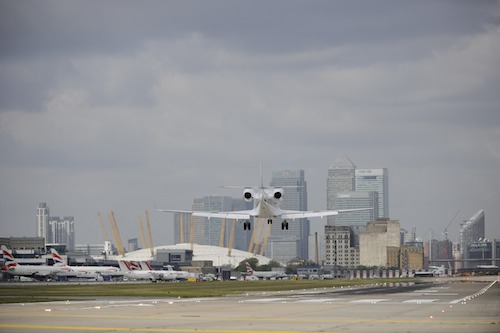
[243, 189, 254, 202]
[273, 189, 283, 200]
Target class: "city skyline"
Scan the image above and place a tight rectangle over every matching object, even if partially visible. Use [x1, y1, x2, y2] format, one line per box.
[1, 2, 499, 246]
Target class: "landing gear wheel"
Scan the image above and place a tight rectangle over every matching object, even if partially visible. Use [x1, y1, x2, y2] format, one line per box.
[281, 221, 289, 230]
[267, 219, 273, 224]
[243, 220, 251, 230]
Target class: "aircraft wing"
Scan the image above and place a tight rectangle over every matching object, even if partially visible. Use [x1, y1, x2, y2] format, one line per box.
[281, 208, 372, 220]
[158, 208, 252, 220]
[192, 211, 252, 220]
[157, 209, 195, 214]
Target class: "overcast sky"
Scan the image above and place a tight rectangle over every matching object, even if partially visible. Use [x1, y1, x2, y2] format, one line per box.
[1, 1, 499, 247]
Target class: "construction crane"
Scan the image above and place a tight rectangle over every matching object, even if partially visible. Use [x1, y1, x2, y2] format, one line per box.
[145, 210, 154, 257]
[443, 209, 460, 241]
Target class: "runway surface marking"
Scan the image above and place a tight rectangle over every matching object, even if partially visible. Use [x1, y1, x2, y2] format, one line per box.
[0, 324, 330, 333]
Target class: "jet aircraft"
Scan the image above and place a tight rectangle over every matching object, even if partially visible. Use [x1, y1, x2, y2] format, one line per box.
[159, 166, 371, 230]
[118, 260, 161, 282]
[138, 261, 191, 281]
[1, 246, 72, 280]
[245, 262, 287, 280]
[50, 248, 123, 279]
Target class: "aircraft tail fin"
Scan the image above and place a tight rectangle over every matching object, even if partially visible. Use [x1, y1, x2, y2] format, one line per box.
[50, 248, 65, 266]
[245, 262, 254, 275]
[1, 245, 16, 262]
[139, 261, 153, 271]
[1, 246, 17, 270]
[118, 260, 131, 271]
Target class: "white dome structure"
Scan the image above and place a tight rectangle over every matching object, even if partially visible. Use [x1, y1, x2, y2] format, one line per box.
[111, 243, 271, 268]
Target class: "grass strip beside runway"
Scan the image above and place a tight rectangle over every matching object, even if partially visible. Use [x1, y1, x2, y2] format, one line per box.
[0, 278, 417, 303]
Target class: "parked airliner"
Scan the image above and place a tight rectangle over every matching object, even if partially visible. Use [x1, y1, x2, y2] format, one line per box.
[1, 245, 72, 280]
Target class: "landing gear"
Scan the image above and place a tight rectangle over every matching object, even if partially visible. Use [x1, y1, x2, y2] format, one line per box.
[281, 220, 289, 230]
[267, 219, 272, 224]
[243, 220, 251, 230]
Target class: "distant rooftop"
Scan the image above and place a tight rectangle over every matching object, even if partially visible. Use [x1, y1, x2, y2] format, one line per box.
[330, 155, 356, 169]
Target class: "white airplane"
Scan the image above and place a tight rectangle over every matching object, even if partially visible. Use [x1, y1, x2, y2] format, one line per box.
[245, 262, 287, 280]
[50, 248, 123, 279]
[1, 245, 73, 280]
[159, 166, 372, 230]
[118, 260, 161, 282]
[138, 261, 191, 281]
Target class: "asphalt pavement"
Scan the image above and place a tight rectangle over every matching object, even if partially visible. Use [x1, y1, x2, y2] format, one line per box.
[1, 276, 498, 333]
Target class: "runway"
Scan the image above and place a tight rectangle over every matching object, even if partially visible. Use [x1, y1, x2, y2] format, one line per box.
[1, 278, 498, 333]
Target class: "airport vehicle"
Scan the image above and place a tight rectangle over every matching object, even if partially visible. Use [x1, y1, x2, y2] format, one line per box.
[50, 248, 123, 279]
[1, 245, 73, 280]
[415, 265, 447, 277]
[245, 262, 287, 280]
[159, 165, 371, 230]
[118, 260, 161, 282]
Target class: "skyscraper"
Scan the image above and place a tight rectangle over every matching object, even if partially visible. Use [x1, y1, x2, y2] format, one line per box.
[36, 202, 49, 240]
[460, 209, 485, 268]
[355, 168, 389, 218]
[48, 216, 75, 251]
[333, 191, 379, 226]
[36, 202, 75, 251]
[267, 169, 309, 262]
[327, 157, 356, 225]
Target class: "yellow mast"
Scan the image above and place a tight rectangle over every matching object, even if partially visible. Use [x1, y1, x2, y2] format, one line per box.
[247, 218, 258, 253]
[138, 214, 147, 249]
[98, 212, 110, 241]
[227, 219, 236, 257]
[110, 211, 125, 256]
[260, 223, 272, 256]
[179, 213, 185, 244]
[253, 219, 265, 255]
[189, 213, 194, 251]
[219, 218, 226, 248]
[145, 210, 154, 257]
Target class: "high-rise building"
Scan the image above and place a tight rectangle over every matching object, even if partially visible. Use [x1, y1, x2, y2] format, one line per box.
[460, 209, 485, 269]
[327, 156, 356, 225]
[267, 169, 310, 262]
[36, 202, 49, 240]
[36, 203, 75, 251]
[325, 225, 360, 268]
[48, 216, 75, 251]
[359, 219, 400, 267]
[355, 168, 389, 218]
[333, 191, 379, 226]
